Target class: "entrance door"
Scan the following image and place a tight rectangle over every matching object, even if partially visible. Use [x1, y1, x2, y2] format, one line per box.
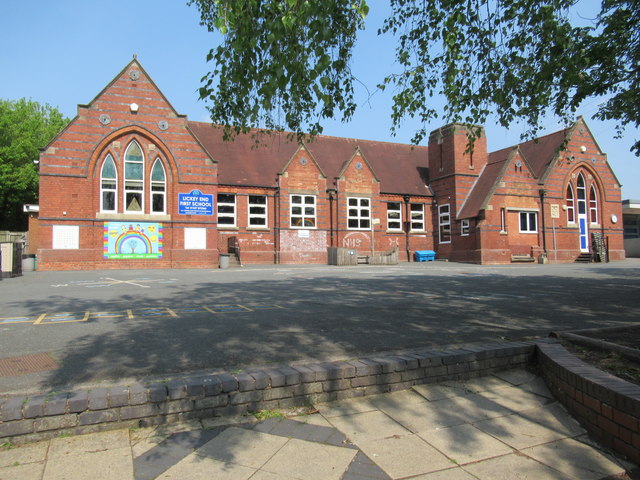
[577, 174, 589, 252]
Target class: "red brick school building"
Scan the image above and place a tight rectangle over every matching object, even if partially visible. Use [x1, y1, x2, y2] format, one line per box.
[30, 59, 625, 270]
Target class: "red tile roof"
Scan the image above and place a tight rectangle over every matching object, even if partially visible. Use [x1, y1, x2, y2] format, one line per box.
[458, 128, 569, 218]
[187, 122, 431, 196]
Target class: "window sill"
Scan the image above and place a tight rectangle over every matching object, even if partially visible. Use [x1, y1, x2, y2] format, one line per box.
[218, 227, 239, 231]
[247, 227, 271, 232]
[97, 213, 171, 221]
[386, 230, 403, 234]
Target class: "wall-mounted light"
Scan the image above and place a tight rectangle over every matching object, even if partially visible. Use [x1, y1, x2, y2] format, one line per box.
[580, 146, 587, 153]
[130, 103, 139, 113]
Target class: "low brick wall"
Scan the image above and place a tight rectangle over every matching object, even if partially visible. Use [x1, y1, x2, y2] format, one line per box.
[537, 342, 640, 464]
[0, 341, 536, 444]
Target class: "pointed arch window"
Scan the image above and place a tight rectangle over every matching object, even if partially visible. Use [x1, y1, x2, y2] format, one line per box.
[577, 174, 587, 216]
[566, 184, 575, 223]
[589, 185, 598, 224]
[124, 141, 144, 212]
[100, 154, 117, 212]
[151, 158, 166, 214]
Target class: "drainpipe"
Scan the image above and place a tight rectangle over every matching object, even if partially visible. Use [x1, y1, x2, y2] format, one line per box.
[327, 188, 336, 247]
[539, 189, 547, 254]
[404, 195, 411, 262]
[274, 183, 280, 264]
[334, 180, 340, 248]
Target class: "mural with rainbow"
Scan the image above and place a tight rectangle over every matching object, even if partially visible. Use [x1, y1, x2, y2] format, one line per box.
[104, 222, 162, 259]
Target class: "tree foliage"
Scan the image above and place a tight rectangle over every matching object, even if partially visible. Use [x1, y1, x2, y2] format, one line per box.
[0, 98, 68, 230]
[190, 0, 639, 154]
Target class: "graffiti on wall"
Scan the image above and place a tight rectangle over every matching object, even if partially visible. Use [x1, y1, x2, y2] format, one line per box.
[104, 222, 163, 259]
[342, 232, 369, 249]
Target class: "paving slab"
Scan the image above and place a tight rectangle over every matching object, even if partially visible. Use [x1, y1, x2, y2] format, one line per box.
[356, 434, 453, 478]
[195, 427, 288, 469]
[0, 440, 48, 467]
[315, 396, 379, 418]
[410, 466, 481, 479]
[518, 403, 587, 438]
[327, 410, 411, 442]
[473, 410, 577, 450]
[377, 398, 468, 433]
[412, 383, 470, 401]
[462, 452, 577, 480]
[0, 461, 44, 480]
[43, 446, 133, 480]
[428, 393, 514, 424]
[441, 376, 514, 394]
[158, 454, 255, 479]
[417, 423, 512, 465]
[260, 438, 357, 480]
[521, 437, 626, 480]
[476, 385, 553, 412]
[47, 429, 129, 458]
[493, 368, 538, 386]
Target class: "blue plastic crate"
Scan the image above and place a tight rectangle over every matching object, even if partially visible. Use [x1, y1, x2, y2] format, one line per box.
[414, 250, 436, 262]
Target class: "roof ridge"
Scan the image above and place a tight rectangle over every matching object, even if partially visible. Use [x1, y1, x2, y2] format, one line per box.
[186, 120, 428, 149]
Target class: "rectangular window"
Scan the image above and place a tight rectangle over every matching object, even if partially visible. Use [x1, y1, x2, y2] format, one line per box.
[461, 219, 470, 236]
[101, 180, 116, 212]
[387, 202, 402, 231]
[410, 204, 425, 231]
[438, 204, 451, 243]
[519, 212, 538, 233]
[217, 193, 236, 226]
[290, 195, 316, 228]
[248, 195, 268, 227]
[348, 197, 371, 230]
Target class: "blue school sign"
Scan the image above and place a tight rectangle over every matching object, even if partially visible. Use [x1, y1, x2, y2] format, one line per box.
[178, 189, 214, 215]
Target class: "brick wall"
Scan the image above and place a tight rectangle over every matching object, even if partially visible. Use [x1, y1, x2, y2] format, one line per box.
[0, 341, 536, 444]
[537, 342, 640, 464]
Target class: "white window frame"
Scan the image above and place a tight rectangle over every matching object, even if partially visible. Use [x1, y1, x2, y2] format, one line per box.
[150, 158, 166, 215]
[410, 203, 425, 232]
[438, 204, 451, 243]
[589, 185, 598, 224]
[290, 194, 316, 228]
[519, 211, 538, 233]
[387, 202, 402, 231]
[461, 219, 470, 236]
[124, 140, 144, 213]
[100, 153, 117, 213]
[248, 195, 268, 227]
[217, 193, 237, 227]
[566, 184, 575, 224]
[347, 197, 371, 230]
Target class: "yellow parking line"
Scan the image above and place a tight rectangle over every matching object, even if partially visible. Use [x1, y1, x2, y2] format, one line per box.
[127, 309, 134, 320]
[203, 306, 217, 314]
[33, 313, 47, 325]
[166, 308, 178, 318]
[83, 311, 90, 322]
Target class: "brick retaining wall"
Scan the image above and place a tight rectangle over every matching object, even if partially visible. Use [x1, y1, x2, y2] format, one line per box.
[537, 342, 640, 464]
[0, 341, 536, 444]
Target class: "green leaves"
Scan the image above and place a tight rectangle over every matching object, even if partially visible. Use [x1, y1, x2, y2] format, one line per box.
[0, 98, 68, 230]
[189, 0, 638, 155]
[189, 0, 367, 140]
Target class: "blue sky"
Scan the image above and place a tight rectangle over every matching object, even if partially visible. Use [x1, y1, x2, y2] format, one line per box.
[1, 0, 638, 199]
